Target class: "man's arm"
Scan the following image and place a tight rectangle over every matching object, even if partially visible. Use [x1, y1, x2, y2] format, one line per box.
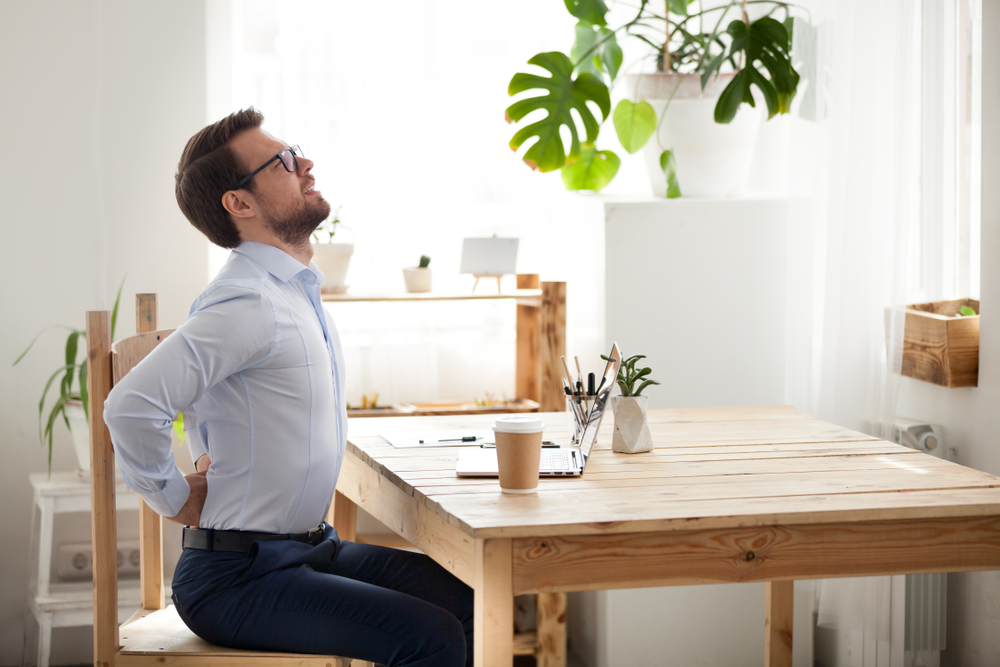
[167, 455, 211, 527]
[104, 285, 276, 523]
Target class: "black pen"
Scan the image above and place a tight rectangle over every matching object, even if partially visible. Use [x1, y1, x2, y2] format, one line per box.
[418, 436, 480, 444]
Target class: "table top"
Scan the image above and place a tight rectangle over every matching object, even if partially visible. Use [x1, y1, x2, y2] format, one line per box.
[346, 405, 1000, 540]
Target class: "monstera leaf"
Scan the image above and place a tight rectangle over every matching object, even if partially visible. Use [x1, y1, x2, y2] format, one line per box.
[571, 23, 623, 82]
[562, 146, 620, 191]
[564, 0, 608, 26]
[506, 52, 611, 172]
[715, 17, 799, 123]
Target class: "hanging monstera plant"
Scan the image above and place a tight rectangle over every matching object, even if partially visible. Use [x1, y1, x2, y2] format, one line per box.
[505, 0, 802, 196]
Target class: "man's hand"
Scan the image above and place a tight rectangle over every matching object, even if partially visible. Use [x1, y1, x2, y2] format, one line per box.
[195, 454, 211, 473]
[167, 466, 209, 527]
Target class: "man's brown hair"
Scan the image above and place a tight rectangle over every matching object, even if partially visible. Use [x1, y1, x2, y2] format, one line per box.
[175, 108, 264, 248]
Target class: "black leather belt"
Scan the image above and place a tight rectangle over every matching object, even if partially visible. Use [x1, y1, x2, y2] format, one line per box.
[182, 523, 327, 553]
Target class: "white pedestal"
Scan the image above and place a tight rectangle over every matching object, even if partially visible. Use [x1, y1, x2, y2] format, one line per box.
[24, 472, 158, 667]
[567, 196, 805, 667]
[604, 196, 788, 409]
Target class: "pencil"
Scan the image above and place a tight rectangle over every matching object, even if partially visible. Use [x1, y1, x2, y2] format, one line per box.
[560, 356, 575, 390]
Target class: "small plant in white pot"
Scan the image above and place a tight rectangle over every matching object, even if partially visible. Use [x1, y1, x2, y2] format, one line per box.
[310, 208, 353, 293]
[603, 352, 660, 454]
[13, 280, 186, 479]
[12, 280, 126, 478]
[403, 255, 432, 293]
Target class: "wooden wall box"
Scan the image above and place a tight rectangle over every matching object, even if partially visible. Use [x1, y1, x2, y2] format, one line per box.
[901, 298, 979, 387]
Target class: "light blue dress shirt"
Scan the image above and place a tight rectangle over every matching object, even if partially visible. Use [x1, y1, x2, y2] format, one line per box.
[104, 242, 346, 534]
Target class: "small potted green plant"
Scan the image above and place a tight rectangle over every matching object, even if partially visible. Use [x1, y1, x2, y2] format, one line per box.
[13, 280, 126, 477]
[310, 207, 352, 293]
[403, 255, 432, 293]
[603, 352, 660, 453]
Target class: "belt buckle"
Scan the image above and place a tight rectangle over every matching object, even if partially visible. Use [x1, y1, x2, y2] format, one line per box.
[308, 526, 324, 545]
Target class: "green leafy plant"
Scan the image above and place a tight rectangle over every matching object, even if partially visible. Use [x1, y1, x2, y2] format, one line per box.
[474, 391, 511, 407]
[13, 279, 125, 473]
[506, 0, 803, 194]
[348, 392, 381, 411]
[418, 255, 431, 269]
[959, 306, 977, 317]
[601, 353, 660, 396]
[310, 207, 342, 244]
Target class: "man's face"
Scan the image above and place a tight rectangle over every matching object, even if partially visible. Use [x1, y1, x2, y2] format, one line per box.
[229, 128, 331, 245]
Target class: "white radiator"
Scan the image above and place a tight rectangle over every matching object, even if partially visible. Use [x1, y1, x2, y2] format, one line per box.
[895, 420, 950, 666]
[904, 573, 947, 653]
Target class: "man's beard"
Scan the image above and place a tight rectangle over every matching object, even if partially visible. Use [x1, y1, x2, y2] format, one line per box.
[260, 194, 331, 247]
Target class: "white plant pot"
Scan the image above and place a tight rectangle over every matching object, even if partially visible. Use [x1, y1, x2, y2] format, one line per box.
[65, 400, 91, 479]
[610, 395, 653, 454]
[627, 73, 763, 197]
[402, 267, 432, 293]
[310, 243, 354, 288]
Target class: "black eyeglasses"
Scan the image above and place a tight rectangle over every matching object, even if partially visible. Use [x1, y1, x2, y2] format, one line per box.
[233, 145, 303, 189]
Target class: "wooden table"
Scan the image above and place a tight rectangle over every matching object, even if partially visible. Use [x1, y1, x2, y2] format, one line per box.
[330, 405, 1000, 667]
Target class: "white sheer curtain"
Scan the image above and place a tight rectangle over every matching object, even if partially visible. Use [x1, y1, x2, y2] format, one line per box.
[212, 0, 651, 405]
[785, 1, 923, 664]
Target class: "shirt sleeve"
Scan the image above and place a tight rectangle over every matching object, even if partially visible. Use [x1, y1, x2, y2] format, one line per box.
[182, 403, 207, 465]
[104, 284, 277, 518]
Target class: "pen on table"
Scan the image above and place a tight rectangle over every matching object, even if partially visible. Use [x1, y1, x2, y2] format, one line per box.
[483, 441, 559, 448]
[418, 436, 481, 444]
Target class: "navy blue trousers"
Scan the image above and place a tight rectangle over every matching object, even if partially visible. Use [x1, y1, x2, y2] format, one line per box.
[171, 526, 473, 666]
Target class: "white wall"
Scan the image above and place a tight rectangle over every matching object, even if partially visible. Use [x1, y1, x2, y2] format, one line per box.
[919, 1, 1000, 664]
[0, 1, 209, 664]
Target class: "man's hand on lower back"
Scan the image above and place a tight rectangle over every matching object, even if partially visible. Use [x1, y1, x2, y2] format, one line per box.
[167, 469, 208, 527]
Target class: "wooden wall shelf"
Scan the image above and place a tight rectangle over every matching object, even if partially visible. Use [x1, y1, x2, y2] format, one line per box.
[322, 274, 566, 412]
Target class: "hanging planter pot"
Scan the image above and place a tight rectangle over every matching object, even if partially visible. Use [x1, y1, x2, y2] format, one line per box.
[627, 73, 763, 197]
[610, 395, 654, 454]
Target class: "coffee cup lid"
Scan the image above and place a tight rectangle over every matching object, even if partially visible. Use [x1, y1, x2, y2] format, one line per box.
[492, 415, 544, 434]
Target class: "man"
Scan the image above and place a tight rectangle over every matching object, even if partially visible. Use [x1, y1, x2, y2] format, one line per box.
[104, 108, 473, 666]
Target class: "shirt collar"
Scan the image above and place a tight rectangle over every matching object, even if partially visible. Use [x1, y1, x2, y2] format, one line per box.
[234, 241, 325, 285]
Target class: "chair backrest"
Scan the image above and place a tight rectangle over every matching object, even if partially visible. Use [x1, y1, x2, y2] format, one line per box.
[87, 293, 175, 663]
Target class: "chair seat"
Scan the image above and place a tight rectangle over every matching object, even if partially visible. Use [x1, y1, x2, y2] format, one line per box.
[118, 605, 355, 666]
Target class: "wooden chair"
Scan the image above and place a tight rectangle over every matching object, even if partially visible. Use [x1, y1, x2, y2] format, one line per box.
[87, 294, 361, 667]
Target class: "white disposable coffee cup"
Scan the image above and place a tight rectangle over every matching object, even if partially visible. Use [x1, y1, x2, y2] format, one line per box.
[493, 415, 545, 494]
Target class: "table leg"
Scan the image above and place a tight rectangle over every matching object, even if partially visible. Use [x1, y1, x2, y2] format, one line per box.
[331, 489, 358, 542]
[536, 592, 566, 667]
[474, 538, 513, 667]
[765, 580, 794, 667]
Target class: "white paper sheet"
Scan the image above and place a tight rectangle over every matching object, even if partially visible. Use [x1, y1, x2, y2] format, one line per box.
[379, 430, 495, 449]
